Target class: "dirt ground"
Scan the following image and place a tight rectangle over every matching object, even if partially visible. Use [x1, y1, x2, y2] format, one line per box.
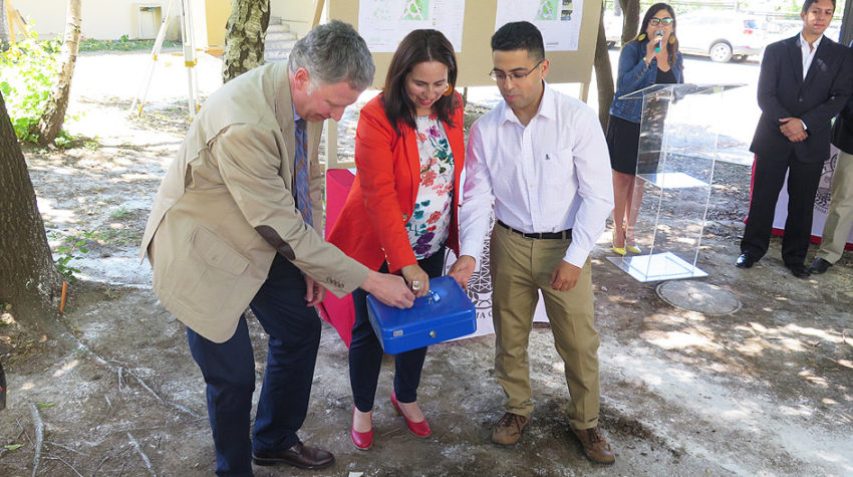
[0, 52, 851, 476]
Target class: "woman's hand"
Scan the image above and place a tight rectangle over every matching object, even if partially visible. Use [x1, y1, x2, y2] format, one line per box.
[644, 38, 658, 65]
[644, 36, 670, 67]
[401, 264, 430, 298]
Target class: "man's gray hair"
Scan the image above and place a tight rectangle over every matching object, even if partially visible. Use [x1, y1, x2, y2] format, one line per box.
[288, 20, 375, 90]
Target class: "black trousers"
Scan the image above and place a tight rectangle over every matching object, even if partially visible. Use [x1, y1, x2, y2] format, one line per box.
[349, 248, 445, 412]
[187, 254, 321, 476]
[741, 152, 824, 265]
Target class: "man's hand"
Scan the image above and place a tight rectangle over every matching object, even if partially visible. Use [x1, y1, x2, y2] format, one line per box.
[550, 260, 581, 292]
[361, 270, 415, 309]
[401, 264, 430, 297]
[304, 275, 325, 307]
[448, 255, 477, 289]
[779, 117, 808, 142]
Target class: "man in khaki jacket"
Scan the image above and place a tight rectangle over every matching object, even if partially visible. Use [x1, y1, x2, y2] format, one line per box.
[140, 21, 413, 475]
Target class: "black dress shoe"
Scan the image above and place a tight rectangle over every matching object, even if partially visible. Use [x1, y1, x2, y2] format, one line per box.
[808, 257, 832, 274]
[253, 442, 335, 470]
[735, 253, 757, 268]
[786, 263, 811, 279]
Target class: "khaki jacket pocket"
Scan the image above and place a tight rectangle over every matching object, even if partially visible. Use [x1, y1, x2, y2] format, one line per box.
[193, 226, 249, 275]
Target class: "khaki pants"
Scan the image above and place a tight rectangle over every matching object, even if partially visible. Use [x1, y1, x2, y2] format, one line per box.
[818, 149, 853, 263]
[490, 224, 600, 430]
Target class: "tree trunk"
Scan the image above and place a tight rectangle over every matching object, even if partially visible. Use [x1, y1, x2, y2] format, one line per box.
[619, 0, 640, 45]
[222, 0, 270, 83]
[0, 0, 10, 50]
[33, 0, 81, 146]
[594, 5, 614, 131]
[841, 0, 852, 46]
[0, 90, 61, 325]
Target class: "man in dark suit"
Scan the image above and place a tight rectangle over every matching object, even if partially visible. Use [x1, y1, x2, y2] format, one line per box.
[809, 40, 853, 274]
[737, 0, 853, 278]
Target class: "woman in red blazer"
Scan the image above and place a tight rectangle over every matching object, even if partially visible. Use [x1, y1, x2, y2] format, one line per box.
[327, 29, 465, 451]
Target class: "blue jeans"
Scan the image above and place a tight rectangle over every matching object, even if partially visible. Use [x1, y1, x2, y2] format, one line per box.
[187, 254, 321, 476]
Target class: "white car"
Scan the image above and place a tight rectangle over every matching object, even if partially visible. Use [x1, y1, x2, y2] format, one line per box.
[673, 11, 768, 62]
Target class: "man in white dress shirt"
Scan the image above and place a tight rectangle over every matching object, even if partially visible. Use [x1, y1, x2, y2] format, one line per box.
[449, 21, 615, 464]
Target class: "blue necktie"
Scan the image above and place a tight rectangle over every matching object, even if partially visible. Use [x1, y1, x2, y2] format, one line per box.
[294, 119, 313, 226]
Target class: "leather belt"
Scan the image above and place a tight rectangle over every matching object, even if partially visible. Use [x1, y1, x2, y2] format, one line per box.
[497, 220, 572, 240]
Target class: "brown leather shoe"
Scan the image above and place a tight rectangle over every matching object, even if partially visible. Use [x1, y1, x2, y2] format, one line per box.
[252, 442, 335, 470]
[571, 426, 615, 464]
[491, 412, 530, 445]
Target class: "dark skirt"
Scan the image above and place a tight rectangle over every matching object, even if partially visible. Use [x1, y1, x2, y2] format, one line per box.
[606, 115, 641, 175]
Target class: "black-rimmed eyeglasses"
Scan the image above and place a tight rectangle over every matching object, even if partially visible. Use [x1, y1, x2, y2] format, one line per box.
[649, 17, 674, 26]
[489, 60, 544, 82]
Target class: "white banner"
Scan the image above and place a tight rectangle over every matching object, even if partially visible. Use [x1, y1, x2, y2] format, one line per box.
[495, 0, 584, 51]
[357, 0, 466, 52]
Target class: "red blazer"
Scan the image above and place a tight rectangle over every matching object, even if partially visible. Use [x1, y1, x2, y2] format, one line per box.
[328, 93, 465, 273]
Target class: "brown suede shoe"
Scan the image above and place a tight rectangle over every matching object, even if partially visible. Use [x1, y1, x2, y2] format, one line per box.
[571, 426, 615, 464]
[491, 412, 530, 445]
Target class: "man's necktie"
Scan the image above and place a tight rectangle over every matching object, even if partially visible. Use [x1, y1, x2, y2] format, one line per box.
[294, 118, 313, 226]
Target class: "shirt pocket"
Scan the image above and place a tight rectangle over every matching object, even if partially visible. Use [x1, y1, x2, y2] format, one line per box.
[541, 147, 574, 187]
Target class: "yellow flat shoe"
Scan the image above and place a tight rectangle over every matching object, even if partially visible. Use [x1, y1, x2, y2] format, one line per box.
[626, 245, 642, 254]
[611, 246, 626, 256]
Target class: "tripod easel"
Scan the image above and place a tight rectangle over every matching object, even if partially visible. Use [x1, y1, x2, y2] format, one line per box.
[130, 0, 200, 117]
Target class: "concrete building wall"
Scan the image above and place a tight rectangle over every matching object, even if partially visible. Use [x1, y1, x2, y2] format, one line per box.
[270, 0, 316, 39]
[11, 0, 209, 42]
[12, 0, 316, 44]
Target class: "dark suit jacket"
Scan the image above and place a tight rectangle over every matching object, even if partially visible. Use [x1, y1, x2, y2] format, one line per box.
[751, 34, 853, 163]
[831, 41, 853, 154]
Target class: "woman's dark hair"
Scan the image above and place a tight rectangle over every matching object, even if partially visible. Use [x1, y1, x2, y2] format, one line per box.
[383, 29, 458, 136]
[634, 3, 679, 66]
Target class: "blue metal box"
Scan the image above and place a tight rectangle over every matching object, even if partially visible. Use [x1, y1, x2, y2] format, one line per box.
[366, 276, 476, 354]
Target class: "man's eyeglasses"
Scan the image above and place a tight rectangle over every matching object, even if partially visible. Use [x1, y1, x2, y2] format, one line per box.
[489, 60, 544, 82]
[649, 17, 674, 26]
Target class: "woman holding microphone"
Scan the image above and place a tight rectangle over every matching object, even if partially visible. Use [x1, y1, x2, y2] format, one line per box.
[606, 3, 683, 255]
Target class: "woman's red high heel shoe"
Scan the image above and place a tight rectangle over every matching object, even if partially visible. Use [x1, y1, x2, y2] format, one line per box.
[390, 392, 431, 438]
[350, 407, 374, 450]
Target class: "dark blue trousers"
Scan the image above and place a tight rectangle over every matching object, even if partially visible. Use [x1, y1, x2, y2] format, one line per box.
[349, 249, 445, 412]
[187, 254, 321, 476]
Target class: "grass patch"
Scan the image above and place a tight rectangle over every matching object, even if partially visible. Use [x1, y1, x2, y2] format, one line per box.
[79, 36, 182, 53]
[109, 207, 133, 221]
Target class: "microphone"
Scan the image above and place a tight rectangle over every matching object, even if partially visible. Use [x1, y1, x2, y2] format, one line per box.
[654, 29, 664, 53]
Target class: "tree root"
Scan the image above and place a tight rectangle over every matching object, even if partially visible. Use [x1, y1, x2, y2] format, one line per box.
[63, 324, 201, 419]
[29, 403, 44, 477]
[127, 432, 157, 477]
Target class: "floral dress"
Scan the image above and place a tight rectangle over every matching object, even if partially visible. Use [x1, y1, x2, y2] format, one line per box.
[405, 115, 455, 259]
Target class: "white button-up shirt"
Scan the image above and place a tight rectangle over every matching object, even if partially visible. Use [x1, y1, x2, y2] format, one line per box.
[800, 33, 823, 80]
[459, 84, 614, 268]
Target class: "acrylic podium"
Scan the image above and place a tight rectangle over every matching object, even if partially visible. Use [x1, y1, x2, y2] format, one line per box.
[607, 83, 745, 282]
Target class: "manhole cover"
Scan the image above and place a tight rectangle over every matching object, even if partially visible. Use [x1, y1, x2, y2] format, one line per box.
[656, 280, 741, 315]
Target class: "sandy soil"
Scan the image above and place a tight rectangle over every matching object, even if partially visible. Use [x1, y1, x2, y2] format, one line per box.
[0, 52, 850, 476]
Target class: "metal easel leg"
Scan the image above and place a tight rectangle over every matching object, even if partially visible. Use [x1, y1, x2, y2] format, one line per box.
[180, 0, 200, 117]
[130, 0, 174, 116]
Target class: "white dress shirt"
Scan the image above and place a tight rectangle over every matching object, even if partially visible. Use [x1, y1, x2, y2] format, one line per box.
[459, 84, 614, 268]
[800, 33, 823, 80]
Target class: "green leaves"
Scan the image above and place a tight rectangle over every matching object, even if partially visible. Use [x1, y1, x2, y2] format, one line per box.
[0, 30, 61, 143]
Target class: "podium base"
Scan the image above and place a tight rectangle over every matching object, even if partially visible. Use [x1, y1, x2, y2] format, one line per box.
[637, 172, 709, 189]
[608, 252, 708, 282]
